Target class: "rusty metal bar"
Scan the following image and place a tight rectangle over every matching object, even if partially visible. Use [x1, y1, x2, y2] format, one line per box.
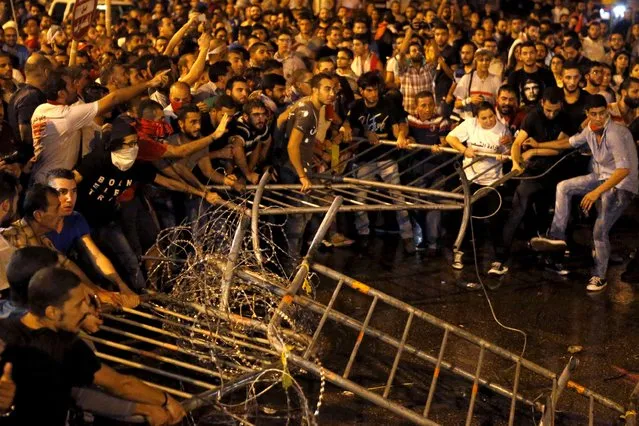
[423, 329, 449, 417]
[465, 346, 485, 426]
[383, 312, 413, 399]
[508, 359, 522, 426]
[303, 279, 344, 360]
[260, 202, 463, 215]
[589, 395, 594, 426]
[380, 140, 512, 160]
[95, 351, 217, 390]
[343, 295, 378, 379]
[309, 263, 624, 415]
[236, 266, 542, 411]
[344, 148, 400, 178]
[85, 335, 223, 379]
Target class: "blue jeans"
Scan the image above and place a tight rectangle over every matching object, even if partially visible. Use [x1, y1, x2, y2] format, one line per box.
[93, 222, 146, 291]
[549, 173, 634, 278]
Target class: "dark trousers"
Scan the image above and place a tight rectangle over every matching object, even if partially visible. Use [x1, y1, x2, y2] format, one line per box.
[496, 179, 554, 263]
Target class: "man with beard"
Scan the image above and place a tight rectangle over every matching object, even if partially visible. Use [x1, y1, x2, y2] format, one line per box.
[560, 60, 592, 136]
[260, 73, 287, 113]
[396, 39, 436, 117]
[0, 53, 18, 104]
[453, 49, 502, 120]
[453, 43, 476, 83]
[562, 37, 592, 77]
[605, 32, 626, 65]
[495, 84, 524, 134]
[46, 24, 69, 56]
[1, 24, 28, 70]
[227, 99, 271, 185]
[317, 26, 342, 60]
[495, 18, 514, 53]
[225, 76, 250, 111]
[346, 71, 415, 254]
[583, 62, 612, 103]
[432, 22, 457, 104]
[490, 87, 571, 276]
[0, 267, 186, 426]
[276, 73, 336, 261]
[30, 69, 170, 184]
[529, 95, 638, 292]
[507, 42, 555, 108]
[165, 105, 242, 219]
[508, 19, 541, 64]
[609, 77, 639, 125]
[582, 20, 605, 62]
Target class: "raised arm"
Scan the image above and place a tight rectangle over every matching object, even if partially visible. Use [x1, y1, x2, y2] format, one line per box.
[163, 14, 198, 56]
[179, 33, 211, 86]
[97, 71, 169, 116]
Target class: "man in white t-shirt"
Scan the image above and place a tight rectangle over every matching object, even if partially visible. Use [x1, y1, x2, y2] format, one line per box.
[30, 68, 169, 184]
[453, 49, 502, 120]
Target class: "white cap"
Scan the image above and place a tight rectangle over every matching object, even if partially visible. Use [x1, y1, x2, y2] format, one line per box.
[2, 21, 17, 31]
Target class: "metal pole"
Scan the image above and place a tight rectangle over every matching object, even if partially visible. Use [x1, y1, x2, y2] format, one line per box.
[508, 359, 522, 426]
[383, 312, 414, 399]
[379, 140, 512, 160]
[303, 280, 344, 359]
[540, 357, 579, 426]
[220, 216, 249, 311]
[252, 171, 271, 267]
[465, 346, 485, 426]
[453, 163, 471, 269]
[343, 296, 378, 379]
[105, 0, 112, 38]
[424, 329, 449, 417]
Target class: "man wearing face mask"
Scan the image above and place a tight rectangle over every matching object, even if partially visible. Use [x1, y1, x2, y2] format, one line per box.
[72, 116, 222, 292]
[164, 81, 192, 133]
[529, 95, 638, 292]
[608, 77, 639, 125]
[30, 68, 170, 184]
[490, 88, 571, 276]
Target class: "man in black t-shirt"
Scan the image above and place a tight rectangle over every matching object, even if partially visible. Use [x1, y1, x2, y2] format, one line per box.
[346, 72, 415, 253]
[491, 87, 571, 276]
[0, 267, 185, 425]
[507, 41, 555, 108]
[74, 117, 221, 291]
[6, 53, 51, 152]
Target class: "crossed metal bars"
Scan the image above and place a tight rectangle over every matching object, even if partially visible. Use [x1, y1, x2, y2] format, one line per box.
[260, 259, 628, 425]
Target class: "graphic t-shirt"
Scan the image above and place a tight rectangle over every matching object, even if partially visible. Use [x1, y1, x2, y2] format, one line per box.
[448, 117, 510, 186]
[75, 148, 157, 227]
[347, 97, 407, 163]
[279, 100, 319, 172]
[507, 67, 556, 107]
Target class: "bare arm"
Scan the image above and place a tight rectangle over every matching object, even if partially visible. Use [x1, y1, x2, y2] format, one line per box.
[230, 135, 252, 178]
[179, 33, 211, 86]
[163, 16, 197, 56]
[510, 129, 529, 168]
[535, 138, 572, 150]
[163, 113, 229, 158]
[78, 235, 133, 294]
[196, 156, 227, 184]
[287, 128, 306, 179]
[444, 134, 467, 154]
[97, 71, 168, 116]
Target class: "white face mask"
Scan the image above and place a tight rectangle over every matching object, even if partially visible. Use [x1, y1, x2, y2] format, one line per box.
[111, 145, 139, 171]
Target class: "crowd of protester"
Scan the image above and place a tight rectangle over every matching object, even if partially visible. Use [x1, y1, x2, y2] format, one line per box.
[0, 0, 637, 423]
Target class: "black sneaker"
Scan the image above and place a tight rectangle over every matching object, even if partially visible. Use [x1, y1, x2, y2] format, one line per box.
[531, 236, 567, 252]
[586, 276, 608, 292]
[488, 261, 509, 276]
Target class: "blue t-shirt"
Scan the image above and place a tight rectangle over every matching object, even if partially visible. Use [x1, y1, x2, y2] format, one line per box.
[46, 212, 91, 254]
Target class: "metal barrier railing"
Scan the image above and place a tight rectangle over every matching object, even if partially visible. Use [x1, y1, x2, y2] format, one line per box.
[259, 260, 627, 425]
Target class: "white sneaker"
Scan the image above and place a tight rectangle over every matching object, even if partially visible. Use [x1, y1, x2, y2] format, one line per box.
[586, 276, 608, 292]
[488, 261, 509, 276]
[530, 236, 567, 252]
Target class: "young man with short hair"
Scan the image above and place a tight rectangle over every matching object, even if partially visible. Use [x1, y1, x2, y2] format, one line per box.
[529, 95, 638, 292]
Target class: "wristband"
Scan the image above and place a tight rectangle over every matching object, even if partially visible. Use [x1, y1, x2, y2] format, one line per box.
[461, 98, 467, 107]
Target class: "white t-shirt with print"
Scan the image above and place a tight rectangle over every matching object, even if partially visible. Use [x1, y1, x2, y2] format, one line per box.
[448, 117, 510, 186]
[30, 101, 99, 183]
